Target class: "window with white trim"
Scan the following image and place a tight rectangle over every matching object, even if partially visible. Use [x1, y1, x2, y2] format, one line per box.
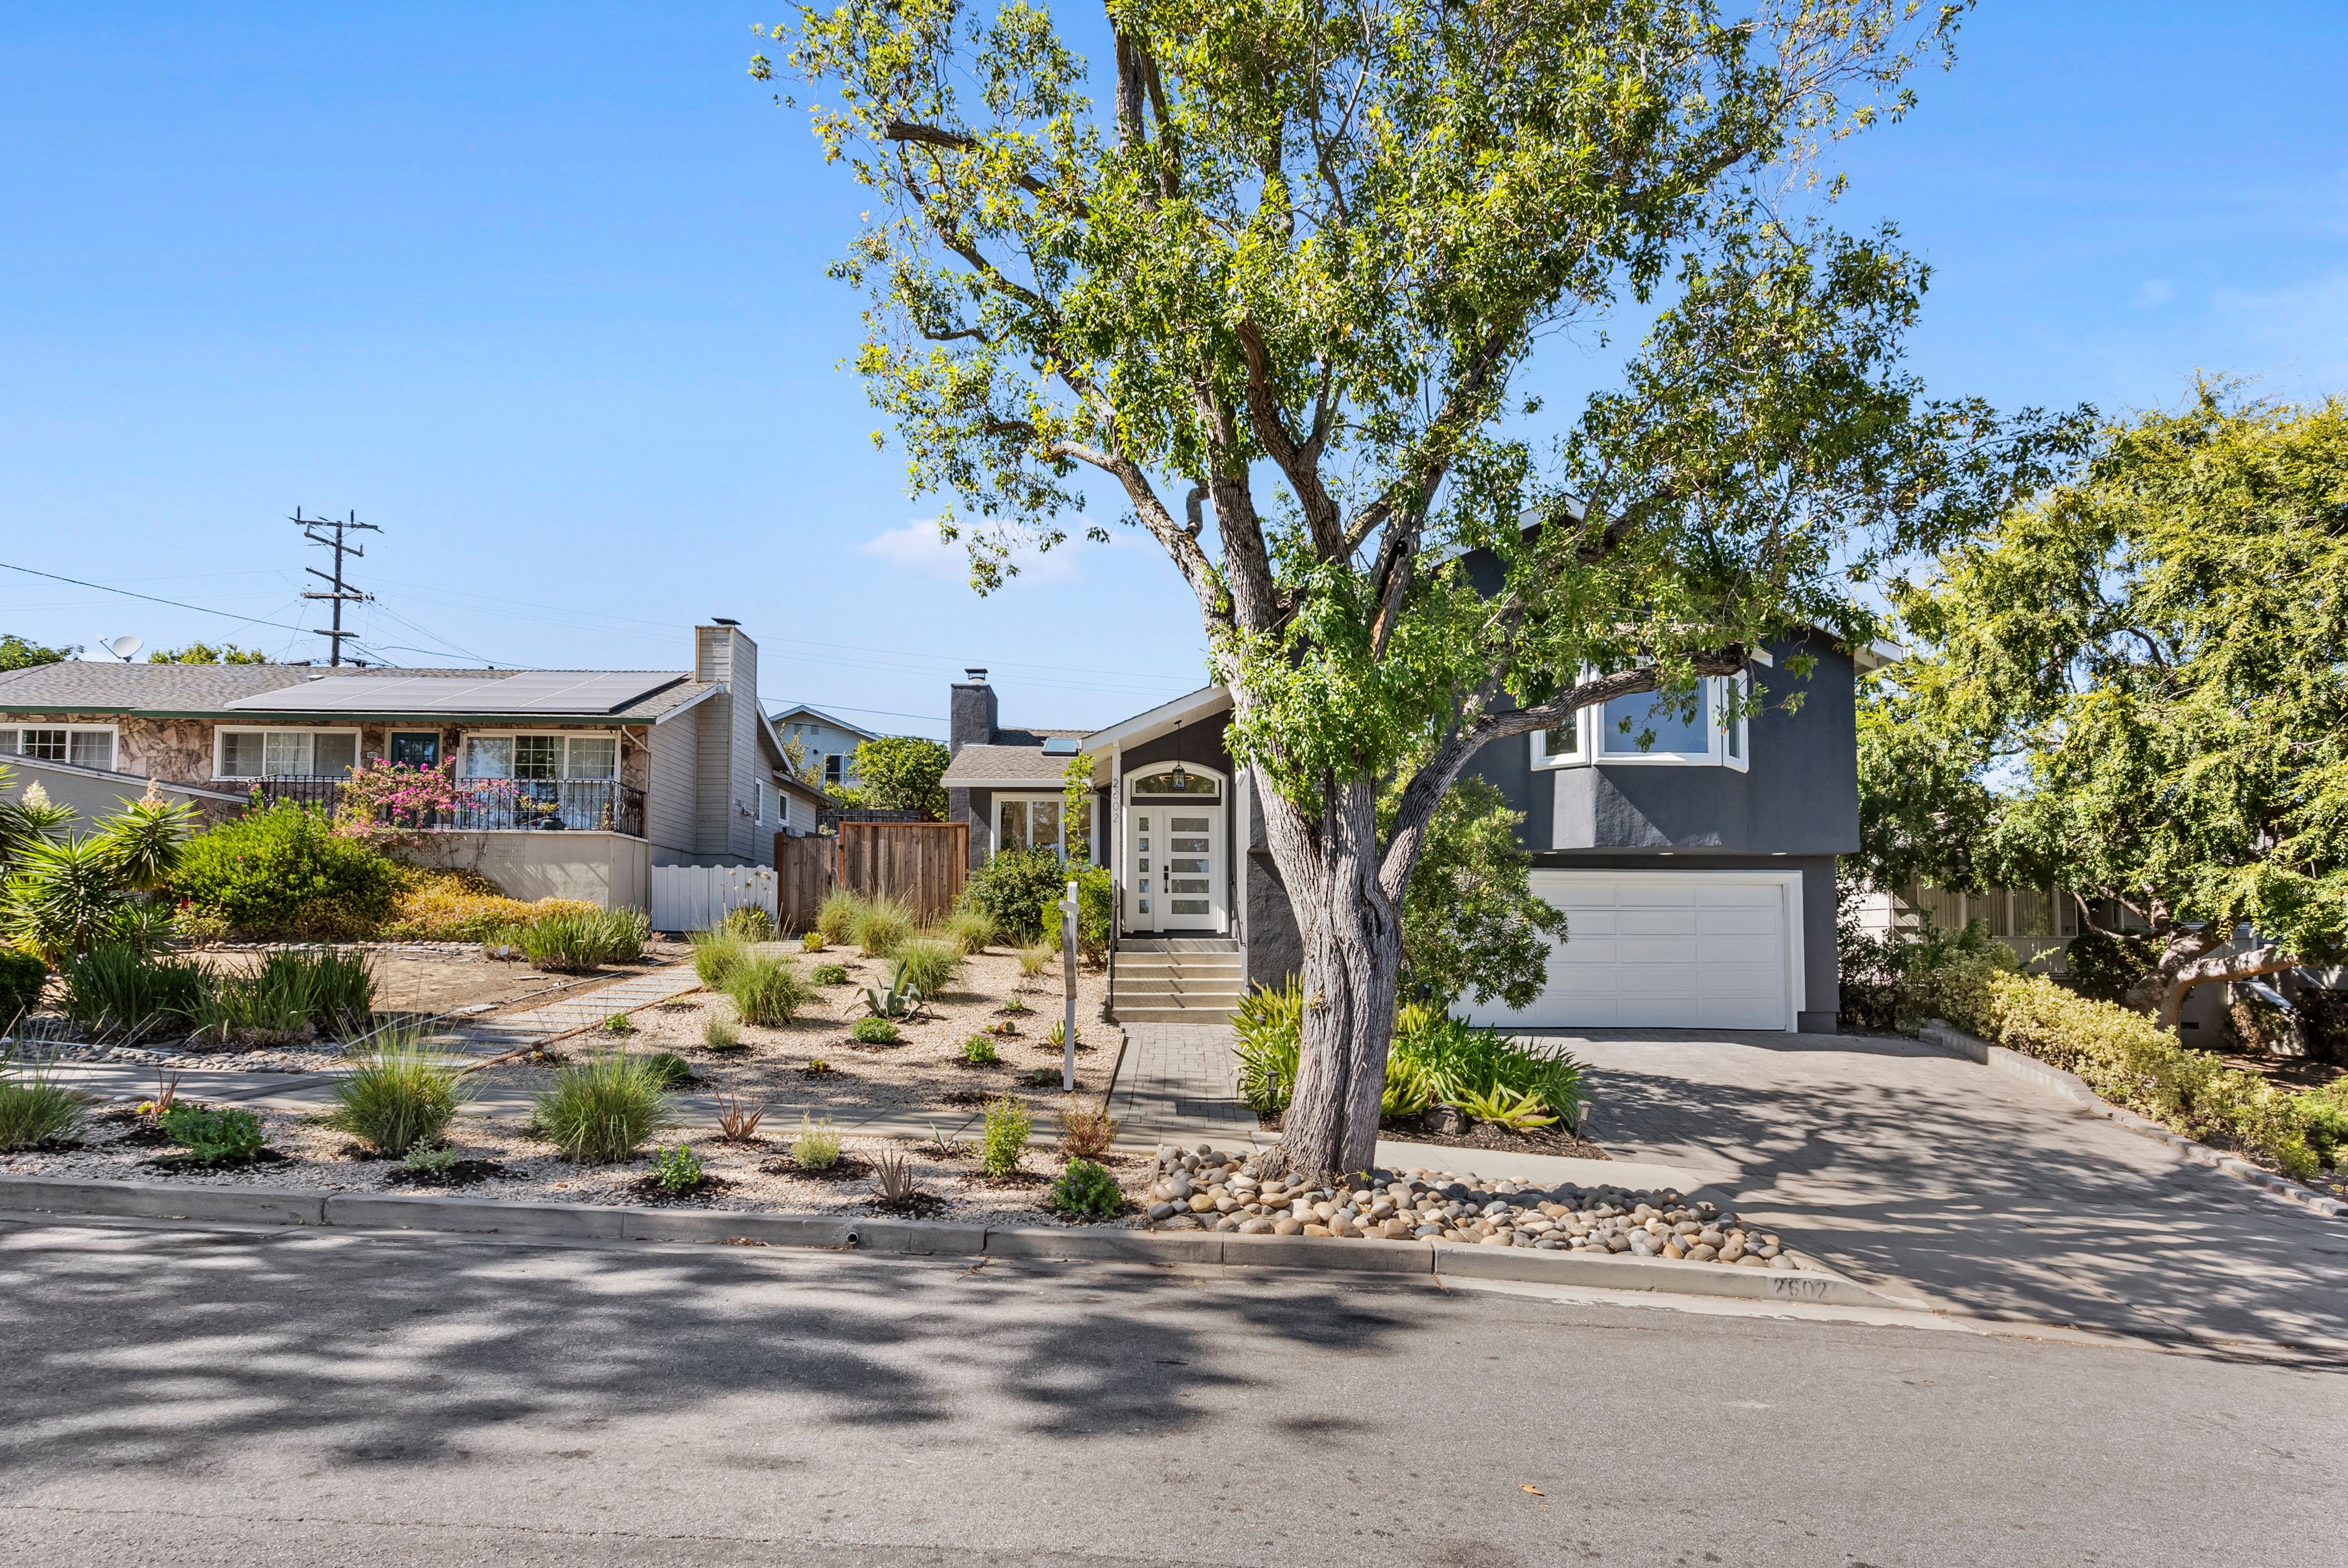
[1530, 677, 1749, 769]
[460, 733, 620, 780]
[995, 792, 1093, 860]
[0, 725, 116, 771]
[215, 727, 358, 779]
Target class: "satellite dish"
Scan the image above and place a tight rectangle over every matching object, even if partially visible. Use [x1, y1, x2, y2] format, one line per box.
[104, 636, 144, 662]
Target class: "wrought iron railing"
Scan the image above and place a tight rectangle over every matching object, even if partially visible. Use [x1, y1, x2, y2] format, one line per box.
[246, 777, 645, 838]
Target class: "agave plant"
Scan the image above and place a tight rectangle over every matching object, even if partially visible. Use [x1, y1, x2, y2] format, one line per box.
[862, 958, 925, 1020]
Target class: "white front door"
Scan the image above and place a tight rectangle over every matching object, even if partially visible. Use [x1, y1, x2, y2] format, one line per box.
[1122, 767, 1227, 933]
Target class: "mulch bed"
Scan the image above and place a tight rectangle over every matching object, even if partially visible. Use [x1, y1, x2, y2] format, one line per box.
[142, 1149, 295, 1174]
[870, 1191, 948, 1218]
[758, 1154, 874, 1182]
[387, 1159, 509, 1188]
[964, 1169, 1047, 1189]
[625, 1173, 742, 1205]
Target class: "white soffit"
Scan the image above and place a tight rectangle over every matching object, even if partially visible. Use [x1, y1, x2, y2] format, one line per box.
[223, 670, 681, 715]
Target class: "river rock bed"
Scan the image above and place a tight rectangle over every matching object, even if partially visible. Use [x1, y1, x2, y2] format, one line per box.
[1140, 1143, 1803, 1269]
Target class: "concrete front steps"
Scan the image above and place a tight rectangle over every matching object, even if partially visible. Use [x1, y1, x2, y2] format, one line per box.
[1111, 942, 1244, 1024]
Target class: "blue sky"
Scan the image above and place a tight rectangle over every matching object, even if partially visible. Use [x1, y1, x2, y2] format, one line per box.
[3, 3, 2341, 736]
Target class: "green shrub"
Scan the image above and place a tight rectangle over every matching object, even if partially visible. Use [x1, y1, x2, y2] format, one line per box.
[533, 1053, 679, 1162]
[60, 945, 212, 1041]
[1955, 971, 2341, 1179]
[601, 1011, 636, 1035]
[169, 802, 397, 938]
[850, 1015, 900, 1045]
[961, 847, 1064, 943]
[652, 1143, 705, 1192]
[703, 1008, 741, 1050]
[642, 1051, 695, 1089]
[325, 1030, 470, 1156]
[2294, 1078, 2348, 1170]
[960, 1034, 998, 1064]
[944, 909, 1000, 956]
[691, 925, 751, 987]
[595, 906, 651, 962]
[1837, 918, 2014, 1034]
[800, 930, 827, 953]
[815, 889, 866, 946]
[893, 938, 960, 999]
[193, 968, 313, 1045]
[1048, 1157, 1122, 1217]
[980, 1095, 1031, 1175]
[159, 1104, 267, 1164]
[0, 1059, 87, 1150]
[849, 898, 915, 958]
[0, 948, 44, 1029]
[725, 955, 812, 1026]
[722, 905, 775, 942]
[1232, 983, 1583, 1127]
[790, 1113, 841, 1169]
[811, 962, 849, 986]
[402, 1142, 461, 1175]
[1233, 979, 1305, 1114]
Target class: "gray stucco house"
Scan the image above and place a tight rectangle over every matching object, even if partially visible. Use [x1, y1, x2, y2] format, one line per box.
[0, 622, 827, 910]
[943, 633, 1891, 1033]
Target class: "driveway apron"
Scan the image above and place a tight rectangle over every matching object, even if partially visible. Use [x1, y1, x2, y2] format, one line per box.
[1551, 1027, 2348, 1357]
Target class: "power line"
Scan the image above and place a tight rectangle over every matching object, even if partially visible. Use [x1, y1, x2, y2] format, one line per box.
[0, 560, 317, 637]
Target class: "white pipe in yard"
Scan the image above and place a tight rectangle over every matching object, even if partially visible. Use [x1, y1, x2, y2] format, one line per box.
[1060, 878, 1079, 1092]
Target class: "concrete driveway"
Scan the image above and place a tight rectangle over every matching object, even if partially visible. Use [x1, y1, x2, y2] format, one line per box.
[1552, 1028, 2348, 1359]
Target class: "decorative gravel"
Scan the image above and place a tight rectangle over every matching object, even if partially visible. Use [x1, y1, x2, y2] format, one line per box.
[1141, 1143, 1808, 1270]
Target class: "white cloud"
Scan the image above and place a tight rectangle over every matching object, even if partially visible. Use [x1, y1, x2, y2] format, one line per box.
[859, 519, 1083, 585]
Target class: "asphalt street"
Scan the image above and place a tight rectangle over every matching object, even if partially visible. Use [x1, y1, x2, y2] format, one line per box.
[1, 1213, 2340, 1568]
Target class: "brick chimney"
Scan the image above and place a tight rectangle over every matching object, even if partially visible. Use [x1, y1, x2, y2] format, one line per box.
[950, 667, 997, 756]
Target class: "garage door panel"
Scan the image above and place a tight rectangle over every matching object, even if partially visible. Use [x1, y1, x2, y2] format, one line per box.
[1469, 874, 1796, 1031]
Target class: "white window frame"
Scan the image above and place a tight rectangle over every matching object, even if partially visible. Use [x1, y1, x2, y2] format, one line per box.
[457, 731, 622, 782]
[1, 723, 120, 771]
[1585, 677, 1749, 768]
[213, 726, 362, 781]
[1530, 710, 1588, 770]
[994, 791, 1095, 862]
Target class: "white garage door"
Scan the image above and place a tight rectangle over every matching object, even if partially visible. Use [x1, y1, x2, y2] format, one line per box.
[1465, 872, 1801, 1032]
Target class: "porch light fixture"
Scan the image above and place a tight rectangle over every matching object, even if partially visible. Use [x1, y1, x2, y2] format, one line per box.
[1170, 764, 1188, 791]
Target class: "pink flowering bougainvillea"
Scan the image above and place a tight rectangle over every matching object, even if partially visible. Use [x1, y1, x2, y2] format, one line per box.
[333, 759, 528, 846]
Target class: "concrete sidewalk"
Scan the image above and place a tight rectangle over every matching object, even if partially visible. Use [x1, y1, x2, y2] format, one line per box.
[1555, 1026, 2348, 1357]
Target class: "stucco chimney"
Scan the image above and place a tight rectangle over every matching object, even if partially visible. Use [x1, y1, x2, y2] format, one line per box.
[950, 669, 997, 755]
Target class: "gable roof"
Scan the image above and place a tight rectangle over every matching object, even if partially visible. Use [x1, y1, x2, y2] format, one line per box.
[940, 744, 1074, 789]
[767, 702, 881, 740]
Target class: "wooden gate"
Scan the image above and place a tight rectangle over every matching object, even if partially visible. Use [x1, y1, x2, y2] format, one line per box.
[835, 821, 968, 925]
[775, 832, 837, 934]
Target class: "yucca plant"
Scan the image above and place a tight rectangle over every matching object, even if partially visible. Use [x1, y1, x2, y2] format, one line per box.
[4, 835, 131, 961]
[532, 1052, 679, 1162]
[324, 1027, 472, 1156]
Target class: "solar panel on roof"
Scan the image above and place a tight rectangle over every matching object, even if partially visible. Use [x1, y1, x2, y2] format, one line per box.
[222, 670, 681, 715]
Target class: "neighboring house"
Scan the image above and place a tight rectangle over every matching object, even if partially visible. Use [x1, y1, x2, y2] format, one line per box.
[1853, 883, 2097, 975]
[768, 702, 879, 792]
[0, 623, 828, 910]
[943, 633, 1893, 1033]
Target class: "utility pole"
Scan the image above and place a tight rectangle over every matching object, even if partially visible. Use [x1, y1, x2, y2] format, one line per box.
[295, 507, 378, 666]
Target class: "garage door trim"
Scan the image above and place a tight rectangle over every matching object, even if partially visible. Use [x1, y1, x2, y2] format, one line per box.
[1511, 869, 1805, 1033]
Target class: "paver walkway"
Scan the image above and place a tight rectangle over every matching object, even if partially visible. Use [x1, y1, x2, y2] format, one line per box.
[1106, 1022, 1259, 1149]
[1553, 1026, 2348, 1357]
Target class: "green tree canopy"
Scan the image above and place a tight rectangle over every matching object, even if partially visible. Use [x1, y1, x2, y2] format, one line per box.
[1388, 775, 1566, 1010]
[0, 633, 77, 672]
[148, 642, 270, 664]
[1867, 385, 2348, 1024]
[844, 735, 952, 819]
[764, 0, 2072, 1175]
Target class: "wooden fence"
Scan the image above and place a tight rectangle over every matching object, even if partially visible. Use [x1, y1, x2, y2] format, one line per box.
[833, 820, 968, 925]
[776, 832, 837, 934]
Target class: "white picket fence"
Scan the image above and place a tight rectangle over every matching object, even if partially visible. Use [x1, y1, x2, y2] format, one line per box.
[650, 864, 778, 933]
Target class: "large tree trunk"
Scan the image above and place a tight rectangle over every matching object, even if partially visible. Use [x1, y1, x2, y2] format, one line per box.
[1255, 771, 1402, 1182]
[2124, 932, 2304, 1031]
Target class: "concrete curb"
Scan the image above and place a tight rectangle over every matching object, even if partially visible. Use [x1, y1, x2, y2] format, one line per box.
[0, 1173, 1910, 1307]
[1920, 1020, 2348, 1219]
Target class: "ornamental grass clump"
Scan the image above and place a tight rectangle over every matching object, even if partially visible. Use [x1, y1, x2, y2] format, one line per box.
[512, 910, 615, 974]
[691, 925, 751, 987]
[944, 909, 999, 955]
[324, 1028, 471, 1156]
[533, 1053, 679, 1163]
[59, 944, 212, 1043]
[849, 898, 915, 959]
[815, 889, 865, 947]
[725, 954, 812, 1026]
[721, 905, 775, 942]
[0, 1057, 88, 1151]
[893, 937, 960, 999]
[790, 1113, 842, 1170]
[703, 1007, 742, 1050]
